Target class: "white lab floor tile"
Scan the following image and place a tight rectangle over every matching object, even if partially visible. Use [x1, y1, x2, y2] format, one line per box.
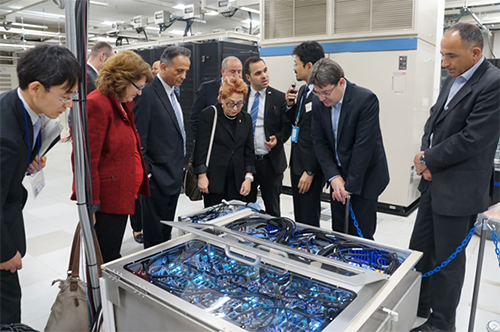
[13, 142, 500, 332]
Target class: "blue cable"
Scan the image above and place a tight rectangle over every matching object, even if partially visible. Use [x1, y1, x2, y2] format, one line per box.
[349, 203, 364, 238]
[422, 223, 477, 278]
[491, 225, 500, 268]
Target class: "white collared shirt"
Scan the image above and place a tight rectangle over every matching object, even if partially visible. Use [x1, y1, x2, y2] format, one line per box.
[249, 87, 268, 155]
[17, 88, 40, 146]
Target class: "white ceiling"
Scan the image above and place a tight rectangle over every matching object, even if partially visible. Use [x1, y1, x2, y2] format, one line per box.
[0, 0, 260, 53]
[2, 0, 500, 54]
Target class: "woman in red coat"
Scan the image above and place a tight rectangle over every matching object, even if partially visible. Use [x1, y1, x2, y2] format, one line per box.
[72, 51, 153, 263]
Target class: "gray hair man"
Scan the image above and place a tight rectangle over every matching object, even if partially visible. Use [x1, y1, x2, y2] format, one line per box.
[310, 58, 389, 240]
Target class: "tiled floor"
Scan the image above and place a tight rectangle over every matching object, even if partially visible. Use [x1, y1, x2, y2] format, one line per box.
[19, 142, 500, 331]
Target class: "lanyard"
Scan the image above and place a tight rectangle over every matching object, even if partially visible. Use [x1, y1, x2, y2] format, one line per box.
[295, 88, 309, 126]
[22, 100, 40, 170]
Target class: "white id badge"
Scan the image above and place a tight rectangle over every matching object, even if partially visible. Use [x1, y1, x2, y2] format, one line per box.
[291, 126, 300, 143]
[305, 102, 312, 113]
[30, 169, 45, 198]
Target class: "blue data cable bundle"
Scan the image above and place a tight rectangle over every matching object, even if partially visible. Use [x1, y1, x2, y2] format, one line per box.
[182, 200, 264, 224]
[125, 240, 356, 332]
[224, 216, 405, 275]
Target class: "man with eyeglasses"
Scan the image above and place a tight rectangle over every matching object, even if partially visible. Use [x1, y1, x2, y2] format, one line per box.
[310, 58, 389, 240]
[132, 46, 191, 248]
[0, 45, 81, 324]
[190, 56, 243, 136]
[243, 56, 291, 217]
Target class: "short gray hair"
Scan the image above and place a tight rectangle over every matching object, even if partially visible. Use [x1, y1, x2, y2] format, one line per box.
[308, 58, 344, 88]
[447, 22, 484, 51]
[221, 56, 242, 70]
[160, 46, 191, 66]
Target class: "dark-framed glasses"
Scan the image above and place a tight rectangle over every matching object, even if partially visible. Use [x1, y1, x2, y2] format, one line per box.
[312, 85, 336, 98]
[131, 82, 146, 91]
[226, 102, 245, 109]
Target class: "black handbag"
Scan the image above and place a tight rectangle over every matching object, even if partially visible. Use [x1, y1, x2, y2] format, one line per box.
[184, 106, 217, 201]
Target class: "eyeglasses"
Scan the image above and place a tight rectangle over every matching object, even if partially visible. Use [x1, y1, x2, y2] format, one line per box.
[312, 85, 337, 98]
[131, 82, 145, 91]
[47, 88, 75, 105]
[226, 102, 245, 109]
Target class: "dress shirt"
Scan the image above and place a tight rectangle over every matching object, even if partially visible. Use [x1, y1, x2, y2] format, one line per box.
[430, 56, 485, 147]
[249, 87, 268, 155]
[328, 86, 346, 183]
[87, 62, 98, 75]
[158, 75, 185, 132]
[17, 88, 41, 147]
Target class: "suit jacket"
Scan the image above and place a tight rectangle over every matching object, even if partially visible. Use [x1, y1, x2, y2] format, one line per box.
[193, 104, 255, 193]
[190, 79, 221, 135]
[132, 76, 185, 196]
[311, 79, 389, 199]
[87, 64, 97, 95]
[286, 85, 323, 177]
[242, 86, 291, 174]
[71, 90, 150, 215]
[0, 89, 38, 262]
[420, 59, 500, 216]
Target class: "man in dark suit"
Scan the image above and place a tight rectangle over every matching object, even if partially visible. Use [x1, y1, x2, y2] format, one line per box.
[0, 45, 80, 324]
[189, 56, 243, 136]
[310, 58, 389, 240]
[132, 46, 191, 248]
[243, 56, 291, 217]
[410, 23, 500, 332]
[86, 41, 114, 94]
[284, 41, 325, 227]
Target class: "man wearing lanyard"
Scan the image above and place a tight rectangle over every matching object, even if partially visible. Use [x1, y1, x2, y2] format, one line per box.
[410, 23, 500, 332]
[0, 45, 80, 324]
[243, 56, 290, 217]
[284, 41, 325, 227]
[310, 58, 389, 240]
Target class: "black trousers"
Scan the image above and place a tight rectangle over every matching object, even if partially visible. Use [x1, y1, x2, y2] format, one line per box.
[291, 171, 324, 227]
[0, 270, 21, 324]
[141, 184, 180, 249]
[409, 187, 476, 330]
[203, 168, 248, 208]
[330, 189, 377, 240]
[248, 156, 283, 217]
[94, 212, 128, 264]
[129, 198, 142, 232]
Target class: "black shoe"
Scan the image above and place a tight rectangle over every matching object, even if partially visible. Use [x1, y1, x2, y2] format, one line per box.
[134, 232, 144, 244]
[410, 322, 455, 332]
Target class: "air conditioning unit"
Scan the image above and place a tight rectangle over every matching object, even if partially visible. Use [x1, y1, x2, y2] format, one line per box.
[132, 16, 148, 29]
[154, 11, 170, 25]
[217, 0, 234, 13]
[183, 4, 201, 19]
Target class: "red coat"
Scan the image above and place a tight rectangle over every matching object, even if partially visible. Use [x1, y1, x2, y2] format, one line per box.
[71, 90, 150, 215]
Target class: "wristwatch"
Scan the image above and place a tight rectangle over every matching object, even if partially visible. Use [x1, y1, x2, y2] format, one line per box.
[306, 171, 314, 176]
[245, 174, 254, 182]
[419, 153, 426, 165]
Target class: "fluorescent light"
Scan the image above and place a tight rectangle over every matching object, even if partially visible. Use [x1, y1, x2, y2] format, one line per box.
[241, 19, 260, 25]
[0, 27, 60, 37]
[240, 6, 260, 14]
[173, 4, 185, 10]
[0, 43, 35, 49]
[11, 22, 48, 29]
[89, 1, 108, 6]
[100, 21, 115, 26]
[169, 30, 184, 35]
[18, 10, 65, 19]
[205, 10, 218, 16]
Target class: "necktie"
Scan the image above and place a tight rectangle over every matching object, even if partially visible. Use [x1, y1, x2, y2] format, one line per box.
[170, 91, 186, 156]
[33, 117, 41, 147]
[250, 91, 260, 134]
[296, 86, 309, 124]
[331, 104, 341, 166]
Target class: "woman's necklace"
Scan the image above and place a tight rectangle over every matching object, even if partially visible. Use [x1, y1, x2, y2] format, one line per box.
[224, 112, 237, 120]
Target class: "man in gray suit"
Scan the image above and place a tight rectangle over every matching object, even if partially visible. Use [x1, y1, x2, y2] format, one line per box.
[86, 41, 114, 94]
[410, 23, 500, 332]
[132, 46, 191, 248]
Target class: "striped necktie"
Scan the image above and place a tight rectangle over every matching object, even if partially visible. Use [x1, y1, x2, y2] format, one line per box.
[33, 117, 41, 146]
[250, 91, 260, 134]
[170, 91, 186, 156]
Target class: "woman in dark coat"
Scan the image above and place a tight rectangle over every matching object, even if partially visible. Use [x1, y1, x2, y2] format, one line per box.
[194, 77, 255, 207]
